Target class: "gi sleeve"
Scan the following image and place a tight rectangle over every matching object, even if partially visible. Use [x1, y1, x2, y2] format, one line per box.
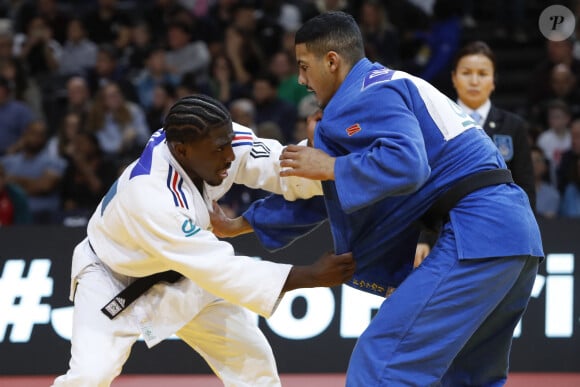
[331, 84, 431, 213]
[127, 193, 293, 318]
[231, 123, 323, 200]
[243, 194, 328, 251]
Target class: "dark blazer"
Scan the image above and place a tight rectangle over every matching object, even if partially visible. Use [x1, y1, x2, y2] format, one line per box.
[483, 105, 536, 209]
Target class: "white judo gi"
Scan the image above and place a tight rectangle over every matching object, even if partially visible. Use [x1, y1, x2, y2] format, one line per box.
[52, 124, 322, 387]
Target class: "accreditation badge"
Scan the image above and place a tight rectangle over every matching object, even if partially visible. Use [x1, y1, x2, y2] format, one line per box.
[493, 134, 514, 162]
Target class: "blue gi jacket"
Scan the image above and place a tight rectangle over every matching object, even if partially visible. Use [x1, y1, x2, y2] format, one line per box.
[244, 59, 544, 297]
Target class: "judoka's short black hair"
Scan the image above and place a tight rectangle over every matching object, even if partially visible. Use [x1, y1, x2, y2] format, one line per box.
[164, 94, 232, 143]
[295, 11, 365, 66]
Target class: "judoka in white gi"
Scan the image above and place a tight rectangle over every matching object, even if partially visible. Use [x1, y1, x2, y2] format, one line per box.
[51, 95, 355, 387]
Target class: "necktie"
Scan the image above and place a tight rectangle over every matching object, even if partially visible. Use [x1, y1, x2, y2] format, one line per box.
[470, 111, 482, 125]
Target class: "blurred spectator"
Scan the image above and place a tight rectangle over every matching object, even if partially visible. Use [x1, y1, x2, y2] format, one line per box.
[144, 0, 189, 46]
[259, 0, 302, 34]
[85, 82, 149, 161]
[0, 162, 31, 225]
[536, 99, 572, 184]
[451, 40, 535, 206]
[292, 93, 318, 144]
[175, 73, 201, 98]
[0, 75, 35, 156]
[223, 24, 264, 86]
[164, 20, 210, 84]
[531, 146, 560, 219]
[529, 63, 580, 130]
[47, 111, 83, 159]
[145, 82, 177, 133]
[82, 0, 131, 45]
[0, 120, 66, 224]
[86, 43, 138, 102]
[408, 0, 462, 96]
[0, 26, 14, 61]
[64, 75, 91, 124]
[29, 0, 71, 44]
[557, 118, 580, 194]
[268, 50, 309, 107]
[256, 120, 284, 143]
[230, 0, 282, 59]
[204, 0, 237, 56]
[59, 17, 98, 77]
[229, 97, 257, 130]
[559, 156, 580, 218]
[253, 72, 297, 144]
[527, 37, 580, 117]
[132, 46, 180, 110]
[60, 130, 117, 226]
[126, 20, 153, 73]
[202, 53, 251, 105]
[13, 15, 61, 82]
[357, 0, 400, 69]
[0, 56, 43, 119]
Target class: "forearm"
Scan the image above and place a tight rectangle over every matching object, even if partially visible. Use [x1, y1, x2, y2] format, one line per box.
[282, 266, 318, 292]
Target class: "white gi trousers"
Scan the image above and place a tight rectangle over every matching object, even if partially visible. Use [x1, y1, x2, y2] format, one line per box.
[51, 244, 281, 387]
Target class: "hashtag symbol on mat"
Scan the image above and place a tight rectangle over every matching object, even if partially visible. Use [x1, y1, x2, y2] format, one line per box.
[0, 259, 53, 342]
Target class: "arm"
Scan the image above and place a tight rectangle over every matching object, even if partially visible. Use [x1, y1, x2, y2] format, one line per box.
[119, 188, 348, 318]
[211, 194, 328, 251]
[281, 85, 431, 214]
[231, 122, 323, 200]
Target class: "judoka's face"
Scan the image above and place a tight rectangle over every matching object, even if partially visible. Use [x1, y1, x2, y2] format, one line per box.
[296, 43, 339, 108]
[452, 54, 495, 110]
[176, 123, 235, 187]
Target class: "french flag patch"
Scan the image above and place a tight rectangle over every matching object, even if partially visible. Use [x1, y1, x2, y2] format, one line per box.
[167, 165, 189, 209]
[232, 129, 253, 147]
[346, 123, 362, 136]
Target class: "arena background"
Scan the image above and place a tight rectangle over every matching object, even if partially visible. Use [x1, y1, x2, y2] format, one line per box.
[0, 218, 579, 386]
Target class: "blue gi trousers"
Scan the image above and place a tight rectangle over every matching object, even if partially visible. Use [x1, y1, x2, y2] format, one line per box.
[345, 222, 539, 387]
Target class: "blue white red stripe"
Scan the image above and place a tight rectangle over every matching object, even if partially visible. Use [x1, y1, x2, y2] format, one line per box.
[166, 165, 189, 209]
[232, 129, 253, 147]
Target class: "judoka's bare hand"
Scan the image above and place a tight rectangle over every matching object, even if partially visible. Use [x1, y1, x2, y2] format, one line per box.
[280, 145, 335, 180]
[283, 251, 355, 291]
[209, 201, 253, 238]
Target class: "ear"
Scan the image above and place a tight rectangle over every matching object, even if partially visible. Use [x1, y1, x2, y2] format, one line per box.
[171, 141, 188, 161]
[326, 51, 339, 72]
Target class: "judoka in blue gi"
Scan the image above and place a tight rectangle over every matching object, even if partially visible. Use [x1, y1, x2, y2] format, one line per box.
[210, 11, 543, 387]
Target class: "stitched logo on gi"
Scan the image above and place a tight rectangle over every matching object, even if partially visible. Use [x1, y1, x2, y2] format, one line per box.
[250, 141, 271, 158]
[182, 219, 201, 237]
[362, 68, 394, 90]
[104, 297, 125, 317]
[493, 134, 514, 162]
[346, 123, 362, 136]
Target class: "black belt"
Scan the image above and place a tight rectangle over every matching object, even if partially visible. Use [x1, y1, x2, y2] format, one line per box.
[89, 242, 183, 319]
[420, 169, 514, 231]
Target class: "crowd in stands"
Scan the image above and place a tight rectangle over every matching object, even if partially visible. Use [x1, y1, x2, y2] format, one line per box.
[0, 0, 579, 227]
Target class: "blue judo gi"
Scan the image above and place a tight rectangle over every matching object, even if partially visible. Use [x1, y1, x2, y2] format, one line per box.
[244, 59, 543, 386]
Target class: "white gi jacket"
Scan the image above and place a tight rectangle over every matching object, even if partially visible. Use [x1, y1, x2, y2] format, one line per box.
[70, 124, 322, 347]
